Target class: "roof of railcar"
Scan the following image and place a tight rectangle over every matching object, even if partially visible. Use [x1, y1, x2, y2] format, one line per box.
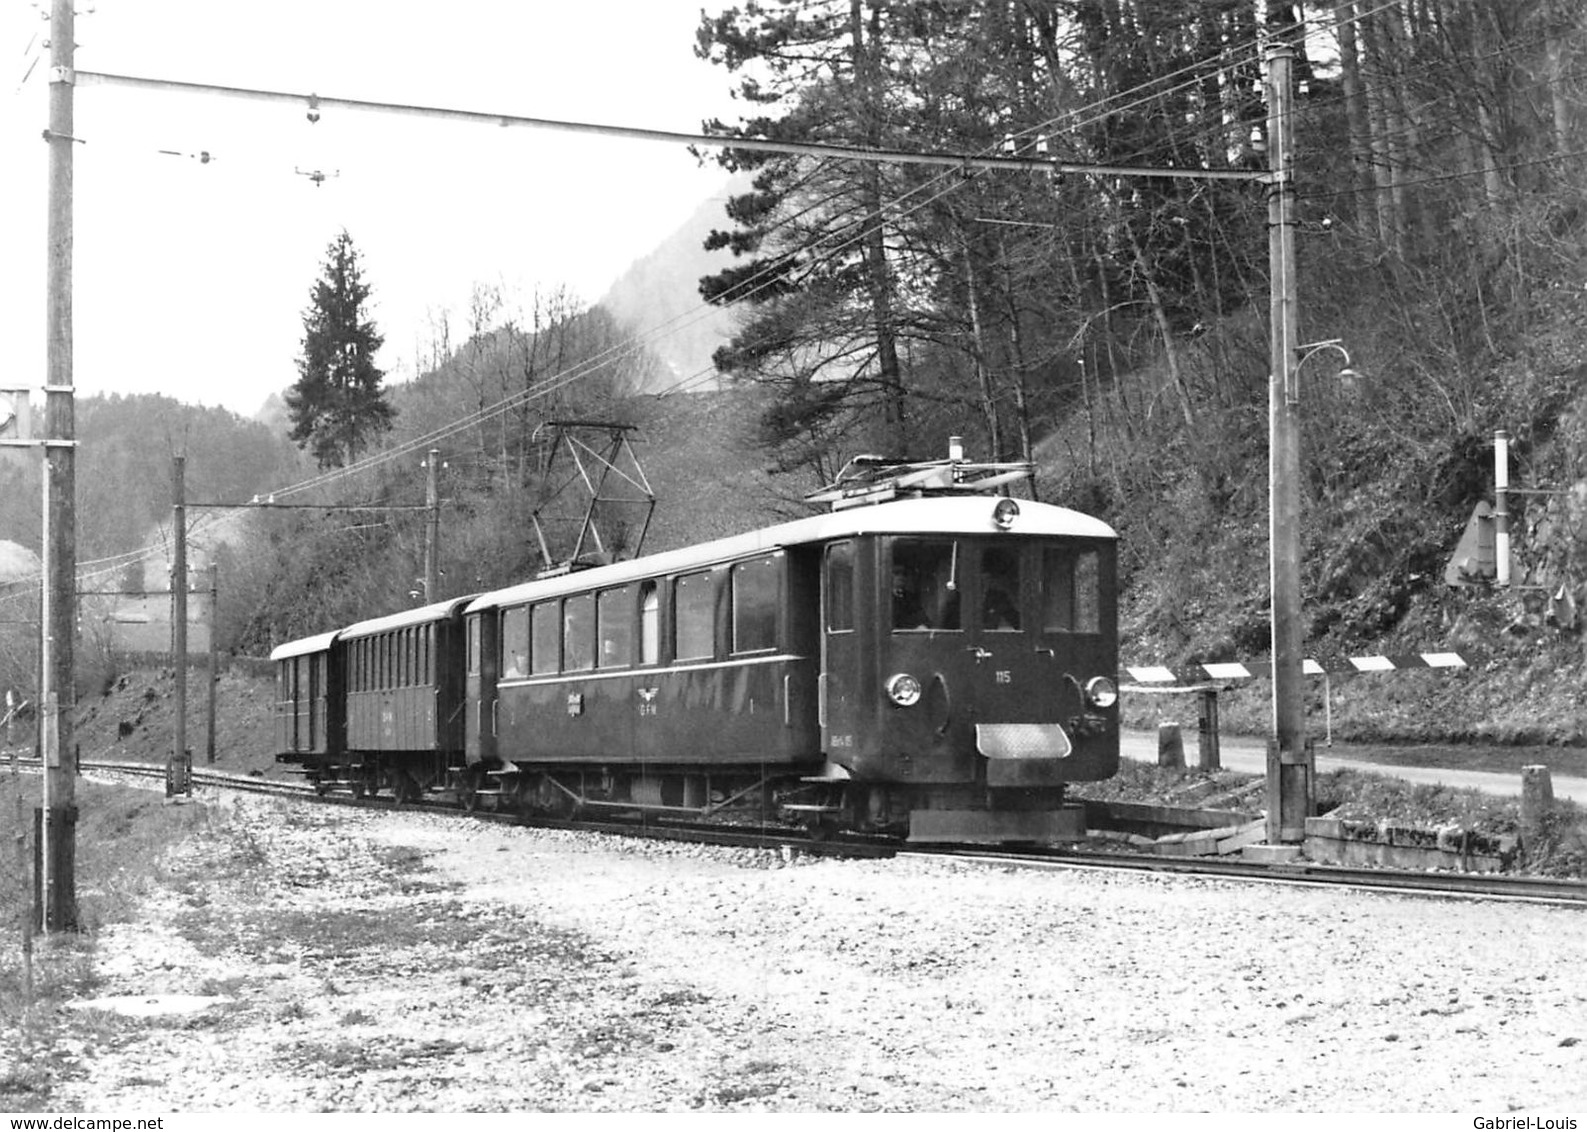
[269, 629, 339, 662]
[467, 495, 1115, 614]
[338, 594, 478, 642]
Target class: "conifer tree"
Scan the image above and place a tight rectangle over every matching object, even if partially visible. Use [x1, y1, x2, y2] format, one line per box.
[286, 230, 395, 469]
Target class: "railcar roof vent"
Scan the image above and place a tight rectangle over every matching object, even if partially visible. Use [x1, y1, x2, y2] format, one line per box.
[806, 437, 1034, 511]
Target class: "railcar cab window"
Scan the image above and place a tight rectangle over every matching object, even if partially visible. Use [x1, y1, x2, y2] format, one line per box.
[531, 604, 559, 676]
[1041, 547, 1102, 634]
[981, 545, 1022, 631]
[598, 586, 633, 669]
[890, 538, 961, 632]
[674, 571, 714, 661]
[500, 606, 529, 679]
[563, 593, 596, 671]
[732, 554, 779, 653]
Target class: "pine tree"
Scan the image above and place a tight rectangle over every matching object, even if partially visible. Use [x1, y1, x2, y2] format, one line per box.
[286, 230, 395, 469]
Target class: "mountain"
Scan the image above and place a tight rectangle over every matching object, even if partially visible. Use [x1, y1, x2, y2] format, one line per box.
[596, 181, 746, 394]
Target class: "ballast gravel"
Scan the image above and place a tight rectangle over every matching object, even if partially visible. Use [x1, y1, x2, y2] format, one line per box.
[41, 795, 1587, 1112]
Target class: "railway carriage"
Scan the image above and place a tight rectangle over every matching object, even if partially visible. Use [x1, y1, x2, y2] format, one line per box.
[271, 630, 342, 768]
[461, 461, 1119, 842]
[272, 596, 473, 799]
[273, 451, 1120, 843]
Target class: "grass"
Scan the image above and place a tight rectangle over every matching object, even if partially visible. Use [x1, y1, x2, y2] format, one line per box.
[0, 776, 214, 1110]
[1317, 741, 1587, 777]
[1079, 757, 1587, 877]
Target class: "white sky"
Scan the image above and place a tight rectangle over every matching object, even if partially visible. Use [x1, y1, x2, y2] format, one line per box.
[2, 1, 740, 416]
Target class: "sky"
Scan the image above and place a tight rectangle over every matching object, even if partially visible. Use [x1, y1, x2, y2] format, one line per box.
[1, 0, 741, 417]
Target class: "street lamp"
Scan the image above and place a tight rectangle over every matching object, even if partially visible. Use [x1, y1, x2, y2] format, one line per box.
[1268, 335, 1359, 845]
[1291, 339, 1359, 402]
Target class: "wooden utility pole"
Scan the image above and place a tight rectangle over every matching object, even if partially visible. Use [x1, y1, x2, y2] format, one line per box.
[170, 456, 190, 796]
[1265, 45, 1313, 844]
[207, 563, 219, 763]
[40, 0, 78, 932]
[424, 448, 440, 602]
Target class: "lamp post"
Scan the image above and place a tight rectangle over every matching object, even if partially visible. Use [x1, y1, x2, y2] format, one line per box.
[1268, 333, 1358, 845]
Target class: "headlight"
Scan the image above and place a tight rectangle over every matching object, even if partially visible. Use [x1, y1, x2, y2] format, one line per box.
[1084, 676, 1118, 709]
[885, 672, 923, 707]
[992, 498, 1020, 530]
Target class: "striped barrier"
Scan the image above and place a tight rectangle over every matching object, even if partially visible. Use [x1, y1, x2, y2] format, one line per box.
[1124, 652, 1466, 685]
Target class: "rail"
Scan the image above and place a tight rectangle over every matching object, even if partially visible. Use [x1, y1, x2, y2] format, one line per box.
[20, 754, 1580, 908]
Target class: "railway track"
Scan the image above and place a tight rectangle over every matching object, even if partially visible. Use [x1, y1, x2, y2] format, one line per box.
[33, 755, 1587, 907]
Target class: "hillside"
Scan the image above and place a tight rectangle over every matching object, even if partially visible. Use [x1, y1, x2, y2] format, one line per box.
[596, 181, 746, 394]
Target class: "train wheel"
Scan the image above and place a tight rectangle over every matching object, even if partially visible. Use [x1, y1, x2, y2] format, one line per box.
[388, 772, 417, 807]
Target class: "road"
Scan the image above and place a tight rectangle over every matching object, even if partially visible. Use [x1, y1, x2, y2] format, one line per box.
[1120, 728, 1587, 804]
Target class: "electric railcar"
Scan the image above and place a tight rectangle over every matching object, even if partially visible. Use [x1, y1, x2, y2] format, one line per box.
[273, 460, 1120, 843]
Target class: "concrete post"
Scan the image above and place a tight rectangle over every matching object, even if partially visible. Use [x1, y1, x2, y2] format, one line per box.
[1157, 721, 1185, 770]
[1520, 764, 1554, 857]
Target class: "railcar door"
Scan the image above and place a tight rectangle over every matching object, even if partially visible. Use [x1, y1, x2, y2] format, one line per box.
[464, 611, 499, 766]
[964, 540, 1049, 728]
[819, 540, 864, 765]
[881, 536, 973, 779]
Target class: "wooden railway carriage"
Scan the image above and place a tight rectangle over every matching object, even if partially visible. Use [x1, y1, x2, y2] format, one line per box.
[464, 471, 1119, 842]
[271, 630, 342, 768]
[273, 596, 474, 799]
[336, 595, 474, 800]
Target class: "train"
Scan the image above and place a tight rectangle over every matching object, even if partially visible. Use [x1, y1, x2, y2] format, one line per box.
[271, 450, 1120, 843]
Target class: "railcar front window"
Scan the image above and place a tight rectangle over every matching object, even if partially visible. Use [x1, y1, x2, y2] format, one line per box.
[890, 539, 961, 632]
[1041, 547, 1102, 634]
[732, 555, 779, 653]
[981, 546, 1022, 631]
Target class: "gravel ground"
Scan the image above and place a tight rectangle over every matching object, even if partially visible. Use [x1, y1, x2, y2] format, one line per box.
[37, 794, 1587, 1112]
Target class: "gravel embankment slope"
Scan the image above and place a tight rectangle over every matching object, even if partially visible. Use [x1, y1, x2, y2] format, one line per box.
[50, 796, 1587, 1112]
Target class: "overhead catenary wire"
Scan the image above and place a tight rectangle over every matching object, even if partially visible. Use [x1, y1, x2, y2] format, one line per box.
[65, 9, 1312, 516]
[55, 1, 1479, 556]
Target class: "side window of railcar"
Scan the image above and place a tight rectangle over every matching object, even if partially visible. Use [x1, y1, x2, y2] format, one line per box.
[890, 538, 961, 632]
[732, 555, 779, 654]
[500, 606, 529, 679]
[563, 594, 596, 671]
[980, 545, 1022, 631]
[640, 582, 660, 665]
[674, 571, 715, 661]
[825, 542, 854, 632]
[1041, 547, 1102, 634]
[598, 587, 633, 669]
[531, 603, 559, 675]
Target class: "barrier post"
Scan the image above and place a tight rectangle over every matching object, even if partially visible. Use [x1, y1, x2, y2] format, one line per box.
[1520, 765, 1554, 858]
[1197, 690, 1221, 770]
[1157, 721, 1185, 770]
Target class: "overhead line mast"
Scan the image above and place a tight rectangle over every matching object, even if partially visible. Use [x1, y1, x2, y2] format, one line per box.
[41, 0, 78, 932]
